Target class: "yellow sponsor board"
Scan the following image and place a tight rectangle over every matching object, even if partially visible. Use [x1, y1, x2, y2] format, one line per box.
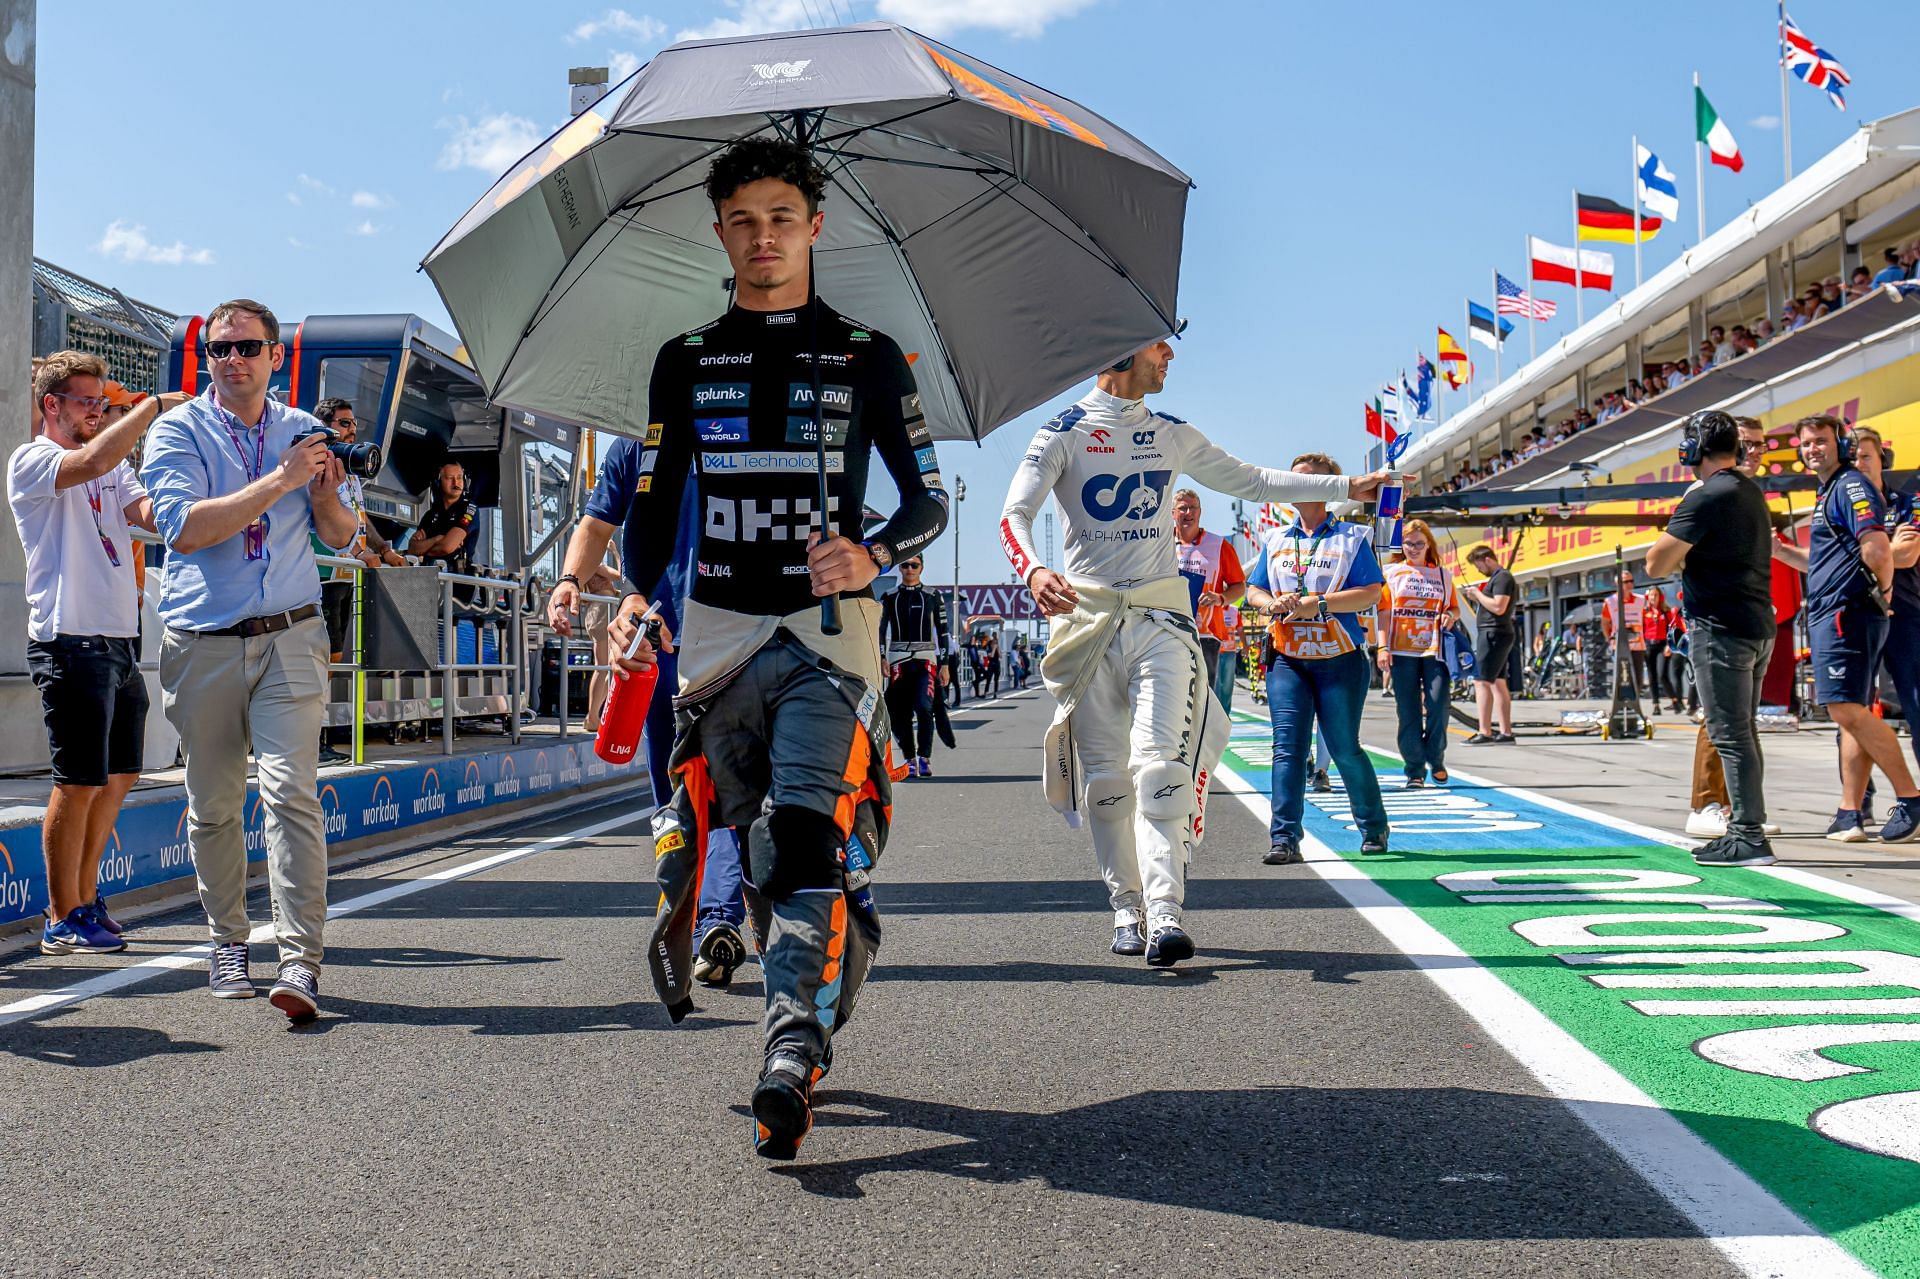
[1434, 351, 1920, 583]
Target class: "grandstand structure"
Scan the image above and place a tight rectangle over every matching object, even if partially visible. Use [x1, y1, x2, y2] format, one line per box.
[30, 256, 176, 391]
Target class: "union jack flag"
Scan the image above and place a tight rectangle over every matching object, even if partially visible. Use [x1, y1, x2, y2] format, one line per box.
[1782, 12, 1851, 110]
[1496, 272, 1557, 321]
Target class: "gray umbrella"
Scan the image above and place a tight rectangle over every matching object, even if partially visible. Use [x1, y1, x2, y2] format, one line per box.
[421, 21, 1192, 443]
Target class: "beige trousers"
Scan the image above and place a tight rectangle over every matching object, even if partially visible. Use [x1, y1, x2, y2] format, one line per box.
[159, 616, 330, 968]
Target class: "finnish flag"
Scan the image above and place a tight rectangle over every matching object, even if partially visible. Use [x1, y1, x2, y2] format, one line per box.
[1636, 145, 1681, 224]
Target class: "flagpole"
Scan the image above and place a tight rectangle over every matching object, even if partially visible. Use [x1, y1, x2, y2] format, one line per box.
[1572, 188, 1584, 327]
[1526, 236, 1537, 364]
[1491, 266, 1502, 388]
[1630, 134, 1644, 290]
[1693, 73, 1708, 245]
[1780, 0, 1794, 181]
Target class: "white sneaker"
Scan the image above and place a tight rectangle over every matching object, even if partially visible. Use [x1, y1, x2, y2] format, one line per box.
[1685, 804, 1730, 838]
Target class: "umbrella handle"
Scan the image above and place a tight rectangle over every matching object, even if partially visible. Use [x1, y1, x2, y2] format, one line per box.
[820, 595, 843, 636]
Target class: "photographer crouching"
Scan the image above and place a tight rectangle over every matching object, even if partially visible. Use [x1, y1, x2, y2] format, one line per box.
[141, 299, 361, 1022]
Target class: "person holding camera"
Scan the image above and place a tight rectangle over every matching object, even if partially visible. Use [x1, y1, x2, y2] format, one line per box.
[1768, 414, 1920, 843]
[141, 299, 360, 1021]
[7, 352, 189, 954]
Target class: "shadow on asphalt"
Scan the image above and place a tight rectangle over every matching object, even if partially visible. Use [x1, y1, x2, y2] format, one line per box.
[769, 1086, 1758, 1239]
[288, 997, 751, 1038]
[875, 947, 1570, 990]
[2, 1019, 219, 1067]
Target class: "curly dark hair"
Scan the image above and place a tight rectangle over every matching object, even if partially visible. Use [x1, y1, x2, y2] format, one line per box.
[705, 137, 828, 215]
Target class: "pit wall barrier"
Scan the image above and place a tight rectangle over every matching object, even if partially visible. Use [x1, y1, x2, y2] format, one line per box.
[0, 738, 641, 927]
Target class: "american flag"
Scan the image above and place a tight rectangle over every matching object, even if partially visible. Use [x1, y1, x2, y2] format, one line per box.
[1496, 272, 1557, 321]
[1782, 12, 1850, 110]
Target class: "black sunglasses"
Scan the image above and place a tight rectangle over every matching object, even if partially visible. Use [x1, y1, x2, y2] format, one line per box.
[205, 339, 275, 359]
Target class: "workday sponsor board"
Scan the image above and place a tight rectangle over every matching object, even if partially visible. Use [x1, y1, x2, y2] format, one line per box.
[0, 740, 640, 927]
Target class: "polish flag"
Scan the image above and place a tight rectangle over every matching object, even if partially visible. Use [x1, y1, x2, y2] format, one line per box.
[1529, 236, 1615, 291]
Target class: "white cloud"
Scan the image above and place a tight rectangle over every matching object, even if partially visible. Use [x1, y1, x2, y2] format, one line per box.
[350, 190, 392, 209]
[1748, 114, 1781, 131]
[608, 49, 642, 80]
[285, 191, 302, 206]
[296, 172, 334, 195]
[875, 0, 1096, 37]
[677, 0, 815, 40]
[437, 112, 545, 174]
[287, 236, 308, 249]
[350, 220, 383, 237]
[96, 220, 215, 267]
[571, 8, 666, 42]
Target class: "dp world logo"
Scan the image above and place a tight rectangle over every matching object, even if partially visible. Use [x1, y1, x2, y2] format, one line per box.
[360, 777, 400, 829]
[1082, 470, 1172, 522]
[457, 760, 487, 806]
[751, 60, 812, 80]
[318, 784, 349, 839]
[413, 767, 447, 818]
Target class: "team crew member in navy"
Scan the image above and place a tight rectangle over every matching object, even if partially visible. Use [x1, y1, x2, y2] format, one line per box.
[610, 139, 948, 1160]
[878, 554, 953, 776]
[1874, 429, 1920, 780]
[1772, 414, 1920, 842]
[141, 298, 361, 1021]
[1002, 339, 1384, 965]
[549, 442, 752, 988]
[1246, 453, 1390, 865]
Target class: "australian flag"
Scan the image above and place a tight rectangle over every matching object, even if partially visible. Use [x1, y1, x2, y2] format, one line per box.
[1411, 356, 1436, 418]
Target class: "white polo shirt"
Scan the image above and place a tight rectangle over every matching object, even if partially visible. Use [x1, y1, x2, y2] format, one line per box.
[6, 436, 146, 640]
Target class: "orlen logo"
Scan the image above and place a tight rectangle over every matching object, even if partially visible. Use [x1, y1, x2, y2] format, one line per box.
[318, 784, 349, 838]
[159, 809, 191, 871]
[1085, 427, 1115, 455]
[529, 750, 555, 793]
[457, 760, 486, 806]
[413, 767, 447, 818]
[493, 756, 521, 800]
[360, 776, 400, 829]
[0, 844, 29, 918]
[1082, 469, 1172, 521]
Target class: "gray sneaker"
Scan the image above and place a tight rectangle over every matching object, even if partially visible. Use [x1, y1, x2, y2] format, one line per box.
[268, 961, 320, 1023]
[208, 942, 255, 999]
[1692, 835, 1776, 867]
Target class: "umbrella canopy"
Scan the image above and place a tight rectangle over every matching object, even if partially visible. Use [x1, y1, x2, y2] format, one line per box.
[422, 22, 1191, 443]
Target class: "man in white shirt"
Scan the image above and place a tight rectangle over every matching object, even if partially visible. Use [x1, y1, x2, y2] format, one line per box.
[5, 351, 187, 955]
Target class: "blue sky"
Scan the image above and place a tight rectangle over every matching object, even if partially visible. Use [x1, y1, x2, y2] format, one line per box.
[32, 0, 1903, 581]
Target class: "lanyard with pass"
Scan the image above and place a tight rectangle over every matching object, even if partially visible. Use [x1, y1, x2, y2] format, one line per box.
[213, 393, 271, 561]
[84, 479, 122, 567]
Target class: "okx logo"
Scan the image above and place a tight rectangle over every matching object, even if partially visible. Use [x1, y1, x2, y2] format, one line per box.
[1082, 470, 1172, 521]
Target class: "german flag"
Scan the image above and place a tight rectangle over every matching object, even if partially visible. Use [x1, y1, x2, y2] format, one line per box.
[1577, 192, 1660, 244]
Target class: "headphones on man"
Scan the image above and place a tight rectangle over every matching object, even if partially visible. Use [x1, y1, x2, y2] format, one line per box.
[1793, 415, 1856, 467]
[1678, 410, 1739, 468]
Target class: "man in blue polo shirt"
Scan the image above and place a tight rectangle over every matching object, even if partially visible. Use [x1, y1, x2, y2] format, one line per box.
[141, 298, 360, 1021]
[1772, 414, 1920, 842]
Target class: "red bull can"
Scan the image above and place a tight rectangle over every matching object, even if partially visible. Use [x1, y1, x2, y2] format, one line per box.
[1373, 477, 1405, 553]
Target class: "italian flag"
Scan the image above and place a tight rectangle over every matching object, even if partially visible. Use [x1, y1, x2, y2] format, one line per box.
[1696, 86, 1743, 173]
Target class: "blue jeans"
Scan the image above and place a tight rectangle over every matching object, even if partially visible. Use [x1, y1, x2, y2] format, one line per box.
[1389, 655, 1450, 780]
[1266, 649, 1388, 843]
[649, 633, 747, 939]
[1214, 649, 1238, 715]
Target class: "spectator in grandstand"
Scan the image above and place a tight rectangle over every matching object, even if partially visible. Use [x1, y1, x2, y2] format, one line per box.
[1872, 247, 1906, 288]
[141, 298, 360, 1019]
[1757, 319, 1777, 345]
[1822, 278, 1847, 313]
[1848, 266, 1874, 303]
[1771, 415, 1920, 844]
[1375, 519, 1457, 787]
[8, 352, 188, 955]
[1646, 410, 1778, 864]
[1459, 544, 1515, 744]
[1708, 327, 1731, 365]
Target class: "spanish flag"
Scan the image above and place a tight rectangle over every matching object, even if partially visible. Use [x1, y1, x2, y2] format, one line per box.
[1437, 327, 1471, 389]
[1577, 192, 1661, 244]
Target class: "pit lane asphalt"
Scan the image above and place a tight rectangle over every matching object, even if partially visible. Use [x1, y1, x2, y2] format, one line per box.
[0, 689, 1734, 1278]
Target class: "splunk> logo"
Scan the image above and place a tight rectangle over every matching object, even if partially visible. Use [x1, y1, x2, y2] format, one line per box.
[493, 756, 521, 800]
[360, 777, 400, 829]
[457, 760, 487, 806]
[751, 59, 812, 80]
[413, 768, 446, 818]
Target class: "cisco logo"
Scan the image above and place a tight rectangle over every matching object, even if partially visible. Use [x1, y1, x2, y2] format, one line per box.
[457, 761, 487, 806]
[319, 784, 349, 839]
[413, 768, 447, 818]
[361, 777, 400, 828]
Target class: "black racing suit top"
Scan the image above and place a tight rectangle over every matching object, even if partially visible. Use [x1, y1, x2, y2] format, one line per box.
[878, 583, 952, 664]
[623, 298, 950, 619]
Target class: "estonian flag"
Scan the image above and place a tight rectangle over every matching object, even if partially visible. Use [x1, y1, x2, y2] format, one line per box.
[1468, 301, 1515, 350]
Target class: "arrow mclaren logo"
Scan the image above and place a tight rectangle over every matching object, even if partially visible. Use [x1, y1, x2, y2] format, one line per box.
[752, 60, 812, 80]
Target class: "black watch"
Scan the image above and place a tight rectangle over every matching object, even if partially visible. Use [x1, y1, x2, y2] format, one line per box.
[558, 574, 581, 588]
[863, 540, 893, 570]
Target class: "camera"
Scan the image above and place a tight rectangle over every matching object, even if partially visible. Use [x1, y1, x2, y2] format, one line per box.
[295, 426, 382, 480]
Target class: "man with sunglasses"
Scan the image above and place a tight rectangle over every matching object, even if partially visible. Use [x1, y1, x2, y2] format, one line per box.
[141, 299, 360, 1022]
[878, 554, 953, 776]
[8, 351, 187, 955]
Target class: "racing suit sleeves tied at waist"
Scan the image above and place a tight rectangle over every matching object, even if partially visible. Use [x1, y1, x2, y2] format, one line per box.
[1037, 576, 1229, 834]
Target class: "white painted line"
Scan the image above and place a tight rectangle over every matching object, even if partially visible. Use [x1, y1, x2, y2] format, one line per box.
[0, 807, 647, 1030]
[1207, 763, 1873, 1278]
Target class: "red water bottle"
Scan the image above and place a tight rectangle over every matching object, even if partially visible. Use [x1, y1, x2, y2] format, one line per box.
[594, 609, 663, 765]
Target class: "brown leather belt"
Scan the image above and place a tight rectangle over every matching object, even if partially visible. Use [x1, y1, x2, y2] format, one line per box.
[201, 604, 319, 638]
